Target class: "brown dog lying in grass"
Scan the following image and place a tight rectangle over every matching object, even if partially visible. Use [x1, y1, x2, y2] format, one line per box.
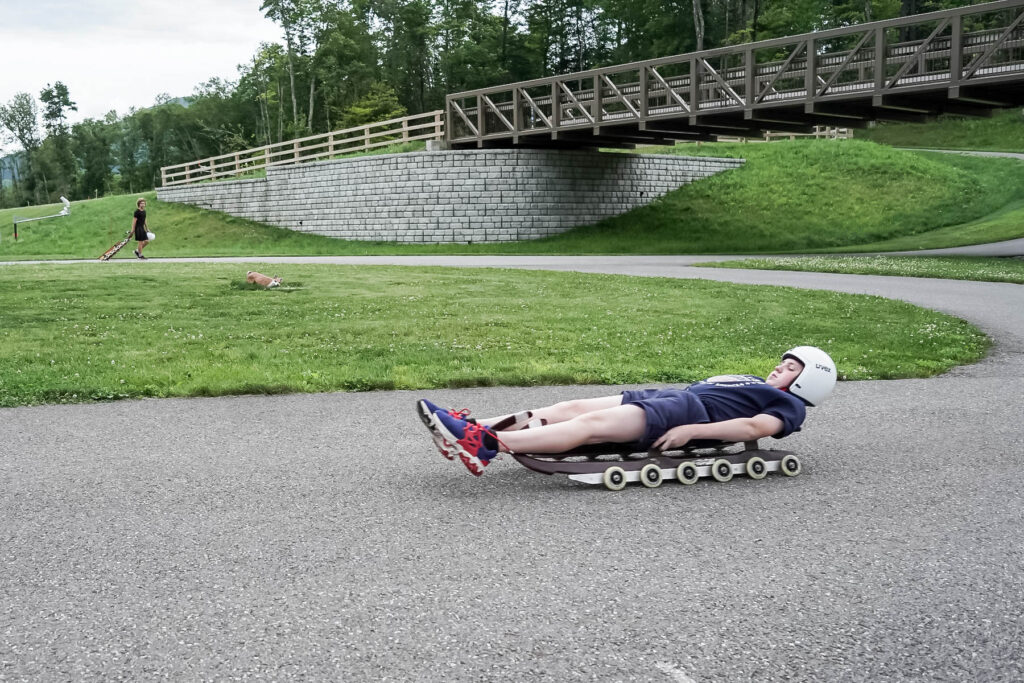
[246, 271, 282, 288]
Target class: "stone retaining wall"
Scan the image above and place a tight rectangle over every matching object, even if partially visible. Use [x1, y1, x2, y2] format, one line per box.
[157, 149, 743, 243]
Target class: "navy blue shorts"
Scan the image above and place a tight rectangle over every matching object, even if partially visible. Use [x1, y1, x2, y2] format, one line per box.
[621, 389, 710, 449]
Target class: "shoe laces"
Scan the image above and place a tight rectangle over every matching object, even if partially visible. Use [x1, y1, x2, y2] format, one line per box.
[460, 420, 510, 457]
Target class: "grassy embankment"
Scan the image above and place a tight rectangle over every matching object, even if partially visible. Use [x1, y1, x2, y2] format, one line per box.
[692, 111, 1024, 277]
[0, 263, 987, 407]
[581, 141, 1024, 253]
[3, 139, 1024, 260]
[854, 107, 1024, 153]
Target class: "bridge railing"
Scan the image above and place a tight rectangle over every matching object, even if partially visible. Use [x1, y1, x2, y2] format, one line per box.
[446, 0, 1024, 145]
[160, 110, 444, 187]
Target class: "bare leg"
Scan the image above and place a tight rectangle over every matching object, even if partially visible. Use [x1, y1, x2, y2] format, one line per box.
[495, 404, 646, 454]
[479, 395, 624, 430]
[138, 239, 148, 253]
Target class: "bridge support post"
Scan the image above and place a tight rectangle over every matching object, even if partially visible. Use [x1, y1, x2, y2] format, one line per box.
[551, 82, 561, 140]
[688, 58, 699, 125]
[744, 48, 754, 114]
[444, 99, 452, 144]
[476, 95, 485, 148]
[949, 15, 962, 99]
[874, 26, 886, 91]
[513, 88, 521, 144]
[640, 67, 648, 119]
[805, 38, 817, 104]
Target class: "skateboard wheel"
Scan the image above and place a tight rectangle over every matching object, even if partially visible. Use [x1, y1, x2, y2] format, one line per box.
[745, 456, 768, 480]
[602, 466, 628, 491]
[676, 462, 699, 485]
[711, 458, 733, 483]
[640, 463, 662, 488]
[780, 454, 802, 477]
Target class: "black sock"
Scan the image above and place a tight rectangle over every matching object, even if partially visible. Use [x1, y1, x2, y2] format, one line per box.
[483, 432, 499, 452]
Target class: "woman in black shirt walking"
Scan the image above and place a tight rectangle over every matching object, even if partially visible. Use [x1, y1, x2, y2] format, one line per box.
[131, 198, 150, 259]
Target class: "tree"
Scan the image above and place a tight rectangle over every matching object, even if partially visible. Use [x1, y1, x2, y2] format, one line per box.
[238, 44, 291, 145]
[361, 0, 437, 113]
[39, 82, 78, 198]
[262, 0, 305, 132]
[189, 77, 253, 155]
[113, 113, 144, 195]
[338, 82, 407, 128]
[39, 82, 77, 137]
[435, 0, 509, 94]
[0, 93, 41, 152]
[693, 0, 706, 51]
[0, 92, 41, 203]
[499, 0, 522, 72]
[313, 11, 379, 130]
[71, 118, 114, 199]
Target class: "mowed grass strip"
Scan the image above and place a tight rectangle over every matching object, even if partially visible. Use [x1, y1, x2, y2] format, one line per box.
[699, 256, 1024, 284]
[0, 263, 988, 407]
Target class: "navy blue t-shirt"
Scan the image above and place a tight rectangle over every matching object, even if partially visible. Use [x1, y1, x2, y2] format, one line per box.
[687, 374, 806, 439]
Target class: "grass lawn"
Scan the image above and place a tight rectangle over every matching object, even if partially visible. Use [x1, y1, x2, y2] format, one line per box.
[3, 140, 1024, 260]
[0, 263, 988, 407]
[698, 255, 1024, 284]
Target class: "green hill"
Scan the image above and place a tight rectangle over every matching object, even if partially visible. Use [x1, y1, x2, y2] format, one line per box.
[854, 107, 1024, 153]
[551, 140, 1024, 253]
[2, 139, 1022, 260]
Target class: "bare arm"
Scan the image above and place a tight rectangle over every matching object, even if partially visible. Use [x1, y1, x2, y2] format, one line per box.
[651, 414, 784, 451]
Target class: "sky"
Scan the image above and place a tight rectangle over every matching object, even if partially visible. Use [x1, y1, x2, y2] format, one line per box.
[0, 0, 283, 152]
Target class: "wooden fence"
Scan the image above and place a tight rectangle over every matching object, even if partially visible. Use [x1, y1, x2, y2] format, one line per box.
[160, 110, 444, 187]
[715, 126, 854, 143]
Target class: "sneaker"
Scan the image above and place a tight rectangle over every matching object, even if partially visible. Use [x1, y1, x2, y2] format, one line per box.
[133, 249, 141, 259]
[416, 399, 471, 461]
[432, 410, 500, 476]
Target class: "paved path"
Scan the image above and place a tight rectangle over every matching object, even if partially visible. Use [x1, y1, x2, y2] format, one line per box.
[2, 256, 1023, 681]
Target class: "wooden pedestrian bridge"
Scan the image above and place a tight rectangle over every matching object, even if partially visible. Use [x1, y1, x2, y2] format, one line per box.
[162, 0, 1024, 185]
[447, 0, 1024, 148]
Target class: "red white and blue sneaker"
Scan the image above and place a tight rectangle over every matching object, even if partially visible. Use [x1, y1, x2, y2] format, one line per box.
[431, 410, 501, 476]
[417, 399, 473, 461]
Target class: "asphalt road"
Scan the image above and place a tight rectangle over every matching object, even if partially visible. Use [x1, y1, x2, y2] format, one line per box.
[2, 256, 1023, 682]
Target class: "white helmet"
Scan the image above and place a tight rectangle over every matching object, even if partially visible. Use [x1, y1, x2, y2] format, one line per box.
[782, 346, 837, 406]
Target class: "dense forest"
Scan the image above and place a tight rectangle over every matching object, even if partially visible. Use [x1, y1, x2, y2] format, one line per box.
[0, 0, 983, 208]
